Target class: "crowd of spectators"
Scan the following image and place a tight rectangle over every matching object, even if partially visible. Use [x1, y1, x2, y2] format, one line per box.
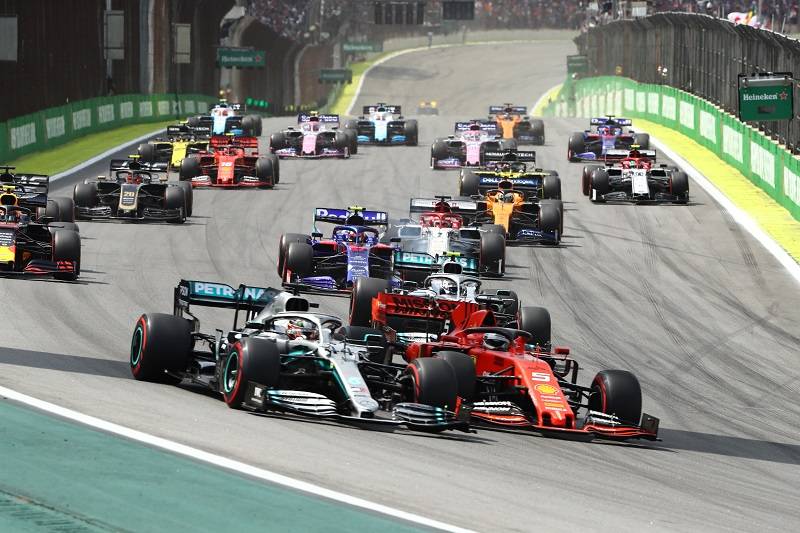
[248, 0, 311, 41]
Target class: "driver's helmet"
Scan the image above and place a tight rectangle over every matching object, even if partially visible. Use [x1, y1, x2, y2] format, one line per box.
[428, 277, 457, 295]
[496, 162, 512, 172]
[598, 125, 611, 135]
[338, 229, 357, 243]
[286, 318, 318, 341]
[482, 332, 510, 351]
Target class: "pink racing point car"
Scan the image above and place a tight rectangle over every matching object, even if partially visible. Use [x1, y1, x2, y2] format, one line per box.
[269, 113, 357, 159]
[178, 135, 279, 188]
[430, 121, 516, 170]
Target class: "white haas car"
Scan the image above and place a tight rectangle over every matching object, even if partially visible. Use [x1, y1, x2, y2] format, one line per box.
[430, 121, 516, 169]
[384, 196, 506, 282]
[268, 113, 357, 159]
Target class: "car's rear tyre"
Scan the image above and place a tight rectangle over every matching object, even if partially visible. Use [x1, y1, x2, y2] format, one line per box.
[130, 313, 192, 382]
[590, 168, 610, 202]
[73, 183, 97, 215]
[460, 169, 481, 196]
[349, 277, 390, 327]
[407, 358, 458, 410]
[633, 133, 650, 150]
[588, 369, 642, 425]
[538, 201, 562, 243]
[344, 128, 358, 154]
[671, 170, 689, 203]
[138, 143, 156, 163]
[179, 156, 201, 181]
[431, 140, 449, 162]
[435, 351, 476, 403]
[542, 175, 561, 200]
[482, 223, 505, 236]
[52, 229, 81, 281]
[48, 221, 79, 233]
[582, 165, 600, 196]
[500, 138, 517, 151]
[530, 119, 545, 144]
[518, 306, 551, 348]
[284, 242, 313, 278]
[404, 119, 418, 146]
[479, 232, 505, 276]
[163, 186, 186, 223]
[278, 233, 308, 276]
[568, 132, 585, 161]
[222, 337, 281, 408]
[174, 182, 193, 217]
[255, 156, 276, 189]
[187, 116, 201, 127]
[242, 115, 262, 137]
[46, 197, 76, 223]
[270, 132, 287, 152]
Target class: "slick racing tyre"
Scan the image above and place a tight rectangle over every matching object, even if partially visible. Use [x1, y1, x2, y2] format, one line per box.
[460, 169, 481, 196]
[278, 233, 309, 276]
[344, 128, 358, 154]
[187, 116, 201, 127]
[222, 337, 281, 408]
[52, 229, 81, 281]
[538, 200, 562, 242]
[518, 306, 551, 349]
[582, 165, 601, 196]
[48, 221, 79, 233]
[269, 132, 287, 152]
[430, 140, 449, 165]
[568, 132, 585, 161]
[406, 358, 458, 411]
[284, 242, 313, 278]
[163, 187, 186, 223]
[588, 369, 643, 425]
[590, 168, 610, 202]
[404, 119, 418, 146]
[542, 175, 562, 200]
[175, 182, 193, 217]
[349, 277, 390, 327]
[530, 119, 545, 145]
[72, 183, 97, 219]
[46, 196, 76, 223]
[138, 143, 156, 163]
[255, 156, 276, 189]
[633, 133, 650, 150]
[435, 351, 476, 403]
[671, 171, 689, 204]
[482, 224, 505, 236]
[242, 115, 262, 137]
[130, 313, 192, 383]
[479, 232, 505, 276]
[179, 156, 201, 181]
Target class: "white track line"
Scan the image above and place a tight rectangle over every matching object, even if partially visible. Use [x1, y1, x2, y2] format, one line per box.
[530, 83, 562, 117]
[49, 127, 165, 182]
[0, 385, 474, 533]
[649, 136, 800, 285]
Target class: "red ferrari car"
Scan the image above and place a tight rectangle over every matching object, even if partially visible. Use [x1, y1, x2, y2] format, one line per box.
[178, 135, 279, 188]
[401, 312, 659, 441]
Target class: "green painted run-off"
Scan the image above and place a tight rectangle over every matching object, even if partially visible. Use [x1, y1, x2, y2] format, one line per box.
[0, 399, 428, 533]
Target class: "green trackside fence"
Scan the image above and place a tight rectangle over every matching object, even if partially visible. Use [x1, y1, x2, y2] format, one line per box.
[542, 76, 800, 222]
[0, 93, 218, 163]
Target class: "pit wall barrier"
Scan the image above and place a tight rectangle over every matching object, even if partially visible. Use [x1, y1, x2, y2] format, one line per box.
[541, 76, 800, 222]
[0, 94, 218, 164]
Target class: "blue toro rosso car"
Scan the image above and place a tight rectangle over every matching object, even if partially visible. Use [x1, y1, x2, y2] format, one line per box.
[567, 116, 650, 161]
[278, 207, 395, 293]
[344, 104, 418, 146]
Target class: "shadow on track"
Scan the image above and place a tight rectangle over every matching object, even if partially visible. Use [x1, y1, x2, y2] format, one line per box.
[0, 347, 129, 379]
[657, 428, 800, 466]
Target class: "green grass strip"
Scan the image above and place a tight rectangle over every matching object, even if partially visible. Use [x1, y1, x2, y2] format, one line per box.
[328, 53, 392, 116]
[2, 121, 173, 175]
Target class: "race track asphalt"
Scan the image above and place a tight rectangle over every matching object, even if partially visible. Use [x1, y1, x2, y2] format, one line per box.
[1, 38, 798, 532]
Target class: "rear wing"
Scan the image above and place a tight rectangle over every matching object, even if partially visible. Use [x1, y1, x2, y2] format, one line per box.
[489, 105, 527, 114]
[477, 175, 542, 190]
[109, 159, 168, 173]
[209, 135, 259, 149]
[313, 207, 388, 226]
[590, 117, 632, 126]
[363, 104, 401, 114]
[409, 197, 479, 214]
[483, 150, 536, 162]
[372, 292, 481, 332]
[604, 149, 656, 161]
[6, 173, 49, 194]
[455, 121, 497, 133]
[174, 279, 282, 312]
[298, 113, 339, 124]
[166, 124, 211, 138]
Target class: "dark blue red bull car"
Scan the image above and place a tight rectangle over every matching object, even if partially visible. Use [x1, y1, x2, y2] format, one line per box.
[278, 207, 395, 294]
[567, 117, 650, 161]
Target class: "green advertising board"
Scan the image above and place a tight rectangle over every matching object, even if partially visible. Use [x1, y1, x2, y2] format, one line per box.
[319, 69, 353, 83]
[567, 54, 589, 75]
[738, 73, 793, 122]
[342, 42, 383, 53]
[217, 47, 265, 68]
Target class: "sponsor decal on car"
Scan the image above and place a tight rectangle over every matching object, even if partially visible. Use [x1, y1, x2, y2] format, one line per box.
[534, 383, 558, 395]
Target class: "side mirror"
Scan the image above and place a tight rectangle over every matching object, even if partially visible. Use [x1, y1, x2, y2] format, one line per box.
[311, 232, 323, 239]
[440, 335, 459, 343]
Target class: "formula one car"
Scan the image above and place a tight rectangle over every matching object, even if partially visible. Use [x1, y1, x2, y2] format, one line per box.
[270, 113, 356, 158]
[137, 123, 211, 170]
[0, 167, 75, 223]
[130, 279, 469, 432]
[385, 196, 505, 280]
[470, 184, 562, 244]
[458, 150, 562, 201]
[488, 104, 545, 145]
[188, 100, 261, 136]
[74, 158, 192, 222]
[179, 135, 279, 188]
[0, 191, 80, 280]
[582, 149, 689, 203]
[404, 320, 660, 441]
[417, 101, 439, 115]
[278, 207, 394, 293]
[344, 103, 418, 145]
[430, 121, 515, 169]
[568, 116, 650, 161]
